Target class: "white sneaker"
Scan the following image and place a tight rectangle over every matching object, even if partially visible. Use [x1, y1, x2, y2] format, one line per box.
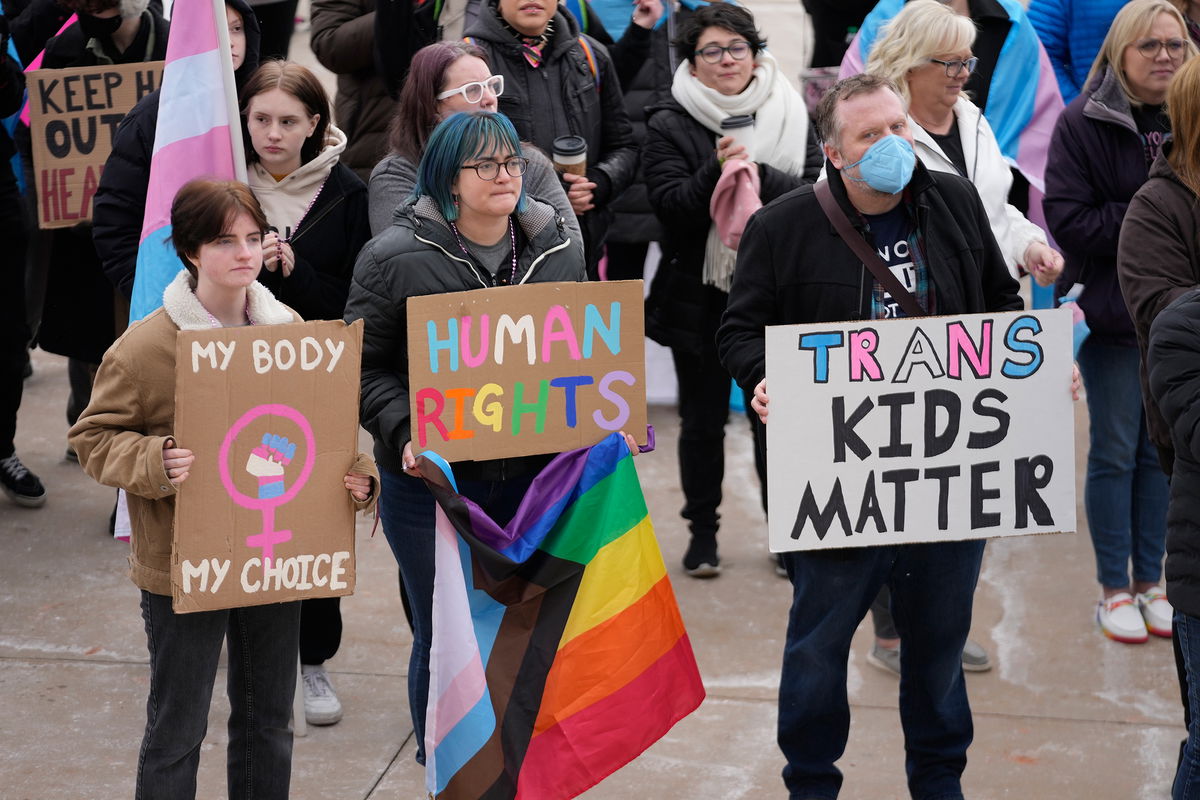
[301, 664, 343, 725]
[1136, 588, 1173, 638]
[1097, 592, 1148, 644]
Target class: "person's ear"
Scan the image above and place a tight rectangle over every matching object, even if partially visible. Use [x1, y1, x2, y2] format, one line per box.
[823, 141, 844, 170]
[307, 114, 320, 138]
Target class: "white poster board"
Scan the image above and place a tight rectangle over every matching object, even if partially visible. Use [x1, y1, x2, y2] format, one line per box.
[765, 309, 1075, 552]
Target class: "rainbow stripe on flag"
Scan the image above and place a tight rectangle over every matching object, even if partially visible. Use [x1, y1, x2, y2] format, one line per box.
[129, 0, 245, 321]
[420, 433, 704, 799]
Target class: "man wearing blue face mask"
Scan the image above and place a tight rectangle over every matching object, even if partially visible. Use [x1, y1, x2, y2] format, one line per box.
[716, 73, 1022, 800]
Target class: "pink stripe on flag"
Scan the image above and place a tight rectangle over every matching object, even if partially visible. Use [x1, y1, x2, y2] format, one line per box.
[427, 656, 488, 750]
[163, 3, 222, 62]
[139, 128, 234, 241]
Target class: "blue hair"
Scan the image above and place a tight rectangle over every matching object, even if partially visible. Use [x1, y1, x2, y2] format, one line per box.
[413, 111, 528, 221]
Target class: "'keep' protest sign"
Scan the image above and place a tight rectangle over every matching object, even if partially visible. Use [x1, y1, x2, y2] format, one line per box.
[765, 309, 1076, 552]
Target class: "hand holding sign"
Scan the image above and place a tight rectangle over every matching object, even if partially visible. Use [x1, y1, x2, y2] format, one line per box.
[163, 438, 194, 485]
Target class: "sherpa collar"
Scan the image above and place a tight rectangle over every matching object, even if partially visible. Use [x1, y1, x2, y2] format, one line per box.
[162, 270, 294, 331]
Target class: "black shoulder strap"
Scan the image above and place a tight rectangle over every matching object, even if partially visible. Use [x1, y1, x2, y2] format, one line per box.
[813, 180, 927, 318]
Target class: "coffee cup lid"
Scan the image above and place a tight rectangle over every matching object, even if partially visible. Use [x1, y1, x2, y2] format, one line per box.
[720, 115, 755, 129]
[552, 135, 587, 155]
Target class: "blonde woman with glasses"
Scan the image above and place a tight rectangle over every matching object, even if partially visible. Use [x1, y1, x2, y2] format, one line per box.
[1045, 0, 1196, 645]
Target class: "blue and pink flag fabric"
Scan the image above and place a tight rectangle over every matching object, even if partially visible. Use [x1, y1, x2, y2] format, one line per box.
[419, 432, 704, 799]
[839, 0, 1063, 193]
[130, 0, 245, 321]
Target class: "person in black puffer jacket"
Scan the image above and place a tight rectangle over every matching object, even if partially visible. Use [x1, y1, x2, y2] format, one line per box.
[92, 0, 261, 302]
[644, 2, 820, 577]
[344, 112, 585, 766]
[464, 0, 638, 278]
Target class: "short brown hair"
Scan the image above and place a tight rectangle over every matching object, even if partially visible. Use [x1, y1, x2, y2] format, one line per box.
[239, 60, 331, 166]
[815, 74, 906, 147]
[170, 179, 268, 277]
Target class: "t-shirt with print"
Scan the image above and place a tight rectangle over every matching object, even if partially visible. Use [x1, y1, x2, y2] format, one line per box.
[1131, 103, 1170, 168]
[862, 204, 922, 319]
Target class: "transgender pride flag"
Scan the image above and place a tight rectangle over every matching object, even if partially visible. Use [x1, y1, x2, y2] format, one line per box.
[419, 432, 704, 799]
[129, 0, 246, 321]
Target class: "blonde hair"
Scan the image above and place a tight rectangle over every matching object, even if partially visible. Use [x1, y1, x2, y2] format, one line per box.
[1087, 0, 1196, 104]
[1168, 56, 1200, 196]
[866, 0, 977, 104]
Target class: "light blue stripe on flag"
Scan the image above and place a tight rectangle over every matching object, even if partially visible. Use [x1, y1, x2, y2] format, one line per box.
[131, 225, 180, 322]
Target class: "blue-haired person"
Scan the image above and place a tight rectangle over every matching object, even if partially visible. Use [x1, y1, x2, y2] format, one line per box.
[343, 110, 585, 763]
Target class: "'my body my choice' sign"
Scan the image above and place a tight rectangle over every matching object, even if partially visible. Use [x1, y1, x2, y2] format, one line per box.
[765, 309, 1075, 552]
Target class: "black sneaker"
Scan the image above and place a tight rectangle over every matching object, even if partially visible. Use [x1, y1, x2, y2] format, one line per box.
[1, 454, 46, 508]
[682, 534, 720, 578]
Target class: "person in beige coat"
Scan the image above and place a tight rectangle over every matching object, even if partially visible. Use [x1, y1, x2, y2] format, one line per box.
[68, 179, 377, 800]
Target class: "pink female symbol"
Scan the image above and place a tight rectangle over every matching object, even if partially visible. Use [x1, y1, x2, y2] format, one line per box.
[217, 404, 316, 562]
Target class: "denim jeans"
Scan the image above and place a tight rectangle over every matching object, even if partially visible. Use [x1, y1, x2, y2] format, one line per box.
[136, 590, 300, 800]
[778, 539, 985, 800]
[377, 465, 535, 764]
[1174, 612, 1200, 798]
[1077, 339, 1169, 589]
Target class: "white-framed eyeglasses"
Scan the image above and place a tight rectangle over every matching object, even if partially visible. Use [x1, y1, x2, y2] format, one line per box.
[436, 75, 505, 104]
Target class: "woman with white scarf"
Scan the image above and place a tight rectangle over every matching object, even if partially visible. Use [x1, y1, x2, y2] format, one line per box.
[644, 1, 820, 578]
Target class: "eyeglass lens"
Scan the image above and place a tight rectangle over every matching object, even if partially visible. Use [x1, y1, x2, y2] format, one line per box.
[1136, 39, 1186, 58]
[698, 42, 752, 63]
[934, 57, 978, 77]
[470, 159, 527, 180]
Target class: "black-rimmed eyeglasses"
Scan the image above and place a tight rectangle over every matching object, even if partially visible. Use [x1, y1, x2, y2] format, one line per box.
[694, 41, 754, 63]
[928, 56, 979, 77]
[1134, 38, 1188, 59]
[460, 158, 529, 181]
[436, 75, 505, 104]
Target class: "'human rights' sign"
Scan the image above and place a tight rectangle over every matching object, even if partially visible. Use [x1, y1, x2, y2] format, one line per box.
[765, 309, 1076, 551]
[406, 281, 647, 461]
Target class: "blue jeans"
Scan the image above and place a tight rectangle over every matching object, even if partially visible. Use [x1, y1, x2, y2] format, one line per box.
[1077, 339, 1169, 589]
[377, 465, 536, 764]
[135, 591, 300, 800]
[1175, 612, 1200, 798]
[778, 539, 985, 800]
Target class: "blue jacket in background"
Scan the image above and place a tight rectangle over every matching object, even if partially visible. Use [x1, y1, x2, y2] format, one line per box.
[1027, 0, 1125, 104]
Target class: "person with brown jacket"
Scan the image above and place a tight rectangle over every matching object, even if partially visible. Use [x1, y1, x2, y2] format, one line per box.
[310, 0, 393, 182]
[68, 179, 377, 800]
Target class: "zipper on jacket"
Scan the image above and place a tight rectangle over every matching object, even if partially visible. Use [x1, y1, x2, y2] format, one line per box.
[519, 238, 573, 284]
[289, 194, 345, 246]
[412, 233, 492, 288]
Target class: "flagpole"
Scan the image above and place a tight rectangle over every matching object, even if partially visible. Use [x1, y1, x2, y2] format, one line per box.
[212, 0, 248, 182]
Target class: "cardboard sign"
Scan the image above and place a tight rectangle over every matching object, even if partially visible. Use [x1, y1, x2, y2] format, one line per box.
[406, 280, 647, 461]
[172, 320, 364, 613]
[765, 309, 1076, 552]
[28, 61, 163, 229]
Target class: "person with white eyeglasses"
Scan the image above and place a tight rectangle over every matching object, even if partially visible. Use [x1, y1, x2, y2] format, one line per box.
[368, 41, 579, 240]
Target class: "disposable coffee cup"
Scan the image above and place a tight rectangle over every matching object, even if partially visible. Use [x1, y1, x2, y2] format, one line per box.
[552, 135, 588, 176]
[720, 115, 755, 161]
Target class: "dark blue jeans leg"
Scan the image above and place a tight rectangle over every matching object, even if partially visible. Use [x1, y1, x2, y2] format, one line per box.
[225, 601, 301, 800]
[778, 548, 893, 799]
[889, 539, 985, 800]
[378, 467, 436, 764]
[1174, 611, 1200, 799]
[136, 591, 226, 800]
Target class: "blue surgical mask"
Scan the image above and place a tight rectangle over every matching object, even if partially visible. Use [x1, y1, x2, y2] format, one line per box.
[843, 135, 915, 195]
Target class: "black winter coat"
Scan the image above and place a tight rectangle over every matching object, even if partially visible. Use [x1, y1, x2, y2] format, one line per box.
[464, 6, 638, 271]
[717, 162, 1023, 393]
[257, 162, 371, 322]
[344, 197, 585, 477]
[1148, 289, 1200, 616]
[1046, 67, 1155, 345]
[1118, 146, 1200, 473]
[644, 98, 821, 354]
[91, 0, 261, 300]
[37, 6, 168, 363]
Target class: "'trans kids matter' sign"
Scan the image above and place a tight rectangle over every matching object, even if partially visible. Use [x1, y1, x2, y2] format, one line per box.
[406, 281, 647, 461]
[172, 320, 364, 613]
[28, 61, 163, 228]
[765, 309, 1076, 552]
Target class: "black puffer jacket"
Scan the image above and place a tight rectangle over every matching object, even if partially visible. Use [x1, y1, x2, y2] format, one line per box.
[37, 5, 168, 362]
[344, 196, 585, 477]
[717, 162, 1023, 392]
[256, 161, 370, 321]
[91, 0, 261, 300]
[1148, 289, 1200, 617]
[643, 98, 822, 353]
[464, 3, 637, 270]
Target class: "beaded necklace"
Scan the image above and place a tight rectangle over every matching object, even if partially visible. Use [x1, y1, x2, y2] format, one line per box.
[449, 215, 519, 286]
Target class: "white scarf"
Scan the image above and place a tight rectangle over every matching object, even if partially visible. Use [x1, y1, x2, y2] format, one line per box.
[671, 51, 810, 289]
